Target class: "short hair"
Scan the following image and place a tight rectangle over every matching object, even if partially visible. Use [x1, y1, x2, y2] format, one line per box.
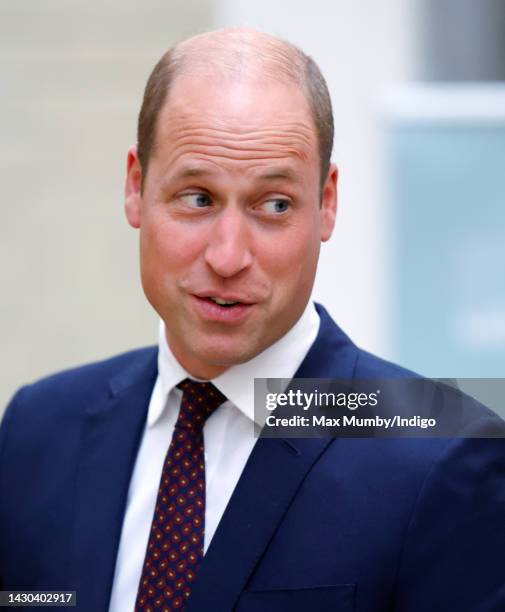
[137, 28, 334, 190]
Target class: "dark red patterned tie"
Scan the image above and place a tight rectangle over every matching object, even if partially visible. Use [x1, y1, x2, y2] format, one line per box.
[134, 378, 226, 611]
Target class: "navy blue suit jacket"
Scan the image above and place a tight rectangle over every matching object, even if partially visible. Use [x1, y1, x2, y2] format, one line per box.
[1, 305, 505, 611]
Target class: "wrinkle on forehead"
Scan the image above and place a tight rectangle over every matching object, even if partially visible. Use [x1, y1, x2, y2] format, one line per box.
[156, 124, 315, 171]
[168, 122, 312, 157]
[153, 78, 318, 171]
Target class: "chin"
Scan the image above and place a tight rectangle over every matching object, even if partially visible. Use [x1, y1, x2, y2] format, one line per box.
[193, 335, 263, 369]
[196, 345, 255, 369]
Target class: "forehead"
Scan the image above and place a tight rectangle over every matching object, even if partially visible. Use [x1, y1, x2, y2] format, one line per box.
[151, 75, 318, 175]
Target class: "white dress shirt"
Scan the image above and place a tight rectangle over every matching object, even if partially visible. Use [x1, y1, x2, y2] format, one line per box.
[108, 301, 320, 612]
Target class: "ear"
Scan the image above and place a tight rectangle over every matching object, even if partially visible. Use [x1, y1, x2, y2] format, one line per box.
[320, 163, 338, 242]
[124, 145, 143, 229]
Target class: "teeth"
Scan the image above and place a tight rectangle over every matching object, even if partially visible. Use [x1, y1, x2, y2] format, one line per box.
[210, 297, 239, 305]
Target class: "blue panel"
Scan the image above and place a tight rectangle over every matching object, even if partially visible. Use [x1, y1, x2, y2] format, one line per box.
[388, 123, 505, 376]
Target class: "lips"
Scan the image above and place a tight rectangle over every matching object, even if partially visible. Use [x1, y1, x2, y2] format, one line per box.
[191, 295, 254, 323]
[208, 297, 240, 306]
[193, 291, 254, 305]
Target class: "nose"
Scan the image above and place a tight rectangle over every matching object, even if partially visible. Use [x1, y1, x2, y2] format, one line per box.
[204, 206, 253, 278]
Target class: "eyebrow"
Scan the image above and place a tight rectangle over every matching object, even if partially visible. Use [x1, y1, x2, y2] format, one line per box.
[170, 166, 214, 181]
[163, 164, 302, 189]
[159, 166, 213, 194]
[255, 167, 302, 184]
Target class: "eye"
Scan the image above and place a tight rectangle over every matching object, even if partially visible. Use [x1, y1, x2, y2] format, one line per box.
[179, 192, 213, 208]
[262, 198, 291, 214]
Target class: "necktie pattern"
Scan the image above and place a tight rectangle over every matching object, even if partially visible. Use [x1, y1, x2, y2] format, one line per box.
[135, 379, 226, 611]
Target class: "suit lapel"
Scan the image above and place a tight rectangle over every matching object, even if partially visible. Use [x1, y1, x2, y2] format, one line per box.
[71, 349, 157, 612]
[186, 436, 331, 612]
[187, 305, 359, 611]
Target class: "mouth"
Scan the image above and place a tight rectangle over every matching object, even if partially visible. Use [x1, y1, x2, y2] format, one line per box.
[207, 296, 241, 307]
[191, 295, 255, 323]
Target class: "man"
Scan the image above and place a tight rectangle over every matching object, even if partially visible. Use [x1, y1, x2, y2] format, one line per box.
[1, 28, 504, 612]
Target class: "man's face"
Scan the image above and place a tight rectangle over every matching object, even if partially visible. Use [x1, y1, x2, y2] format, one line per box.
[125, 74, 337, 378]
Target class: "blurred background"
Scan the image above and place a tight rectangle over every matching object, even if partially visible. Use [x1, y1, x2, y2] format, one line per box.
[1, 0, 504, 411]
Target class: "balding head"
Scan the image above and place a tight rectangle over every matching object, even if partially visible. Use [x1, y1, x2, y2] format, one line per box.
[169, 28, 309, 83]
[137, 28, 334, 190]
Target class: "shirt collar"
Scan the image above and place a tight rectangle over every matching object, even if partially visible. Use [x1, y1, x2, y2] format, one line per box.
[150, 300, 320, 427]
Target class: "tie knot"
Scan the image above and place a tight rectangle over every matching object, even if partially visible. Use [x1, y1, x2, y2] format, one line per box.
[175, 378, 227, 431]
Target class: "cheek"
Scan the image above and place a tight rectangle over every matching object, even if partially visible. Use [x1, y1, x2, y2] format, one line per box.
[256, 220, 320, 289]
[140, 216, 203, 273]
